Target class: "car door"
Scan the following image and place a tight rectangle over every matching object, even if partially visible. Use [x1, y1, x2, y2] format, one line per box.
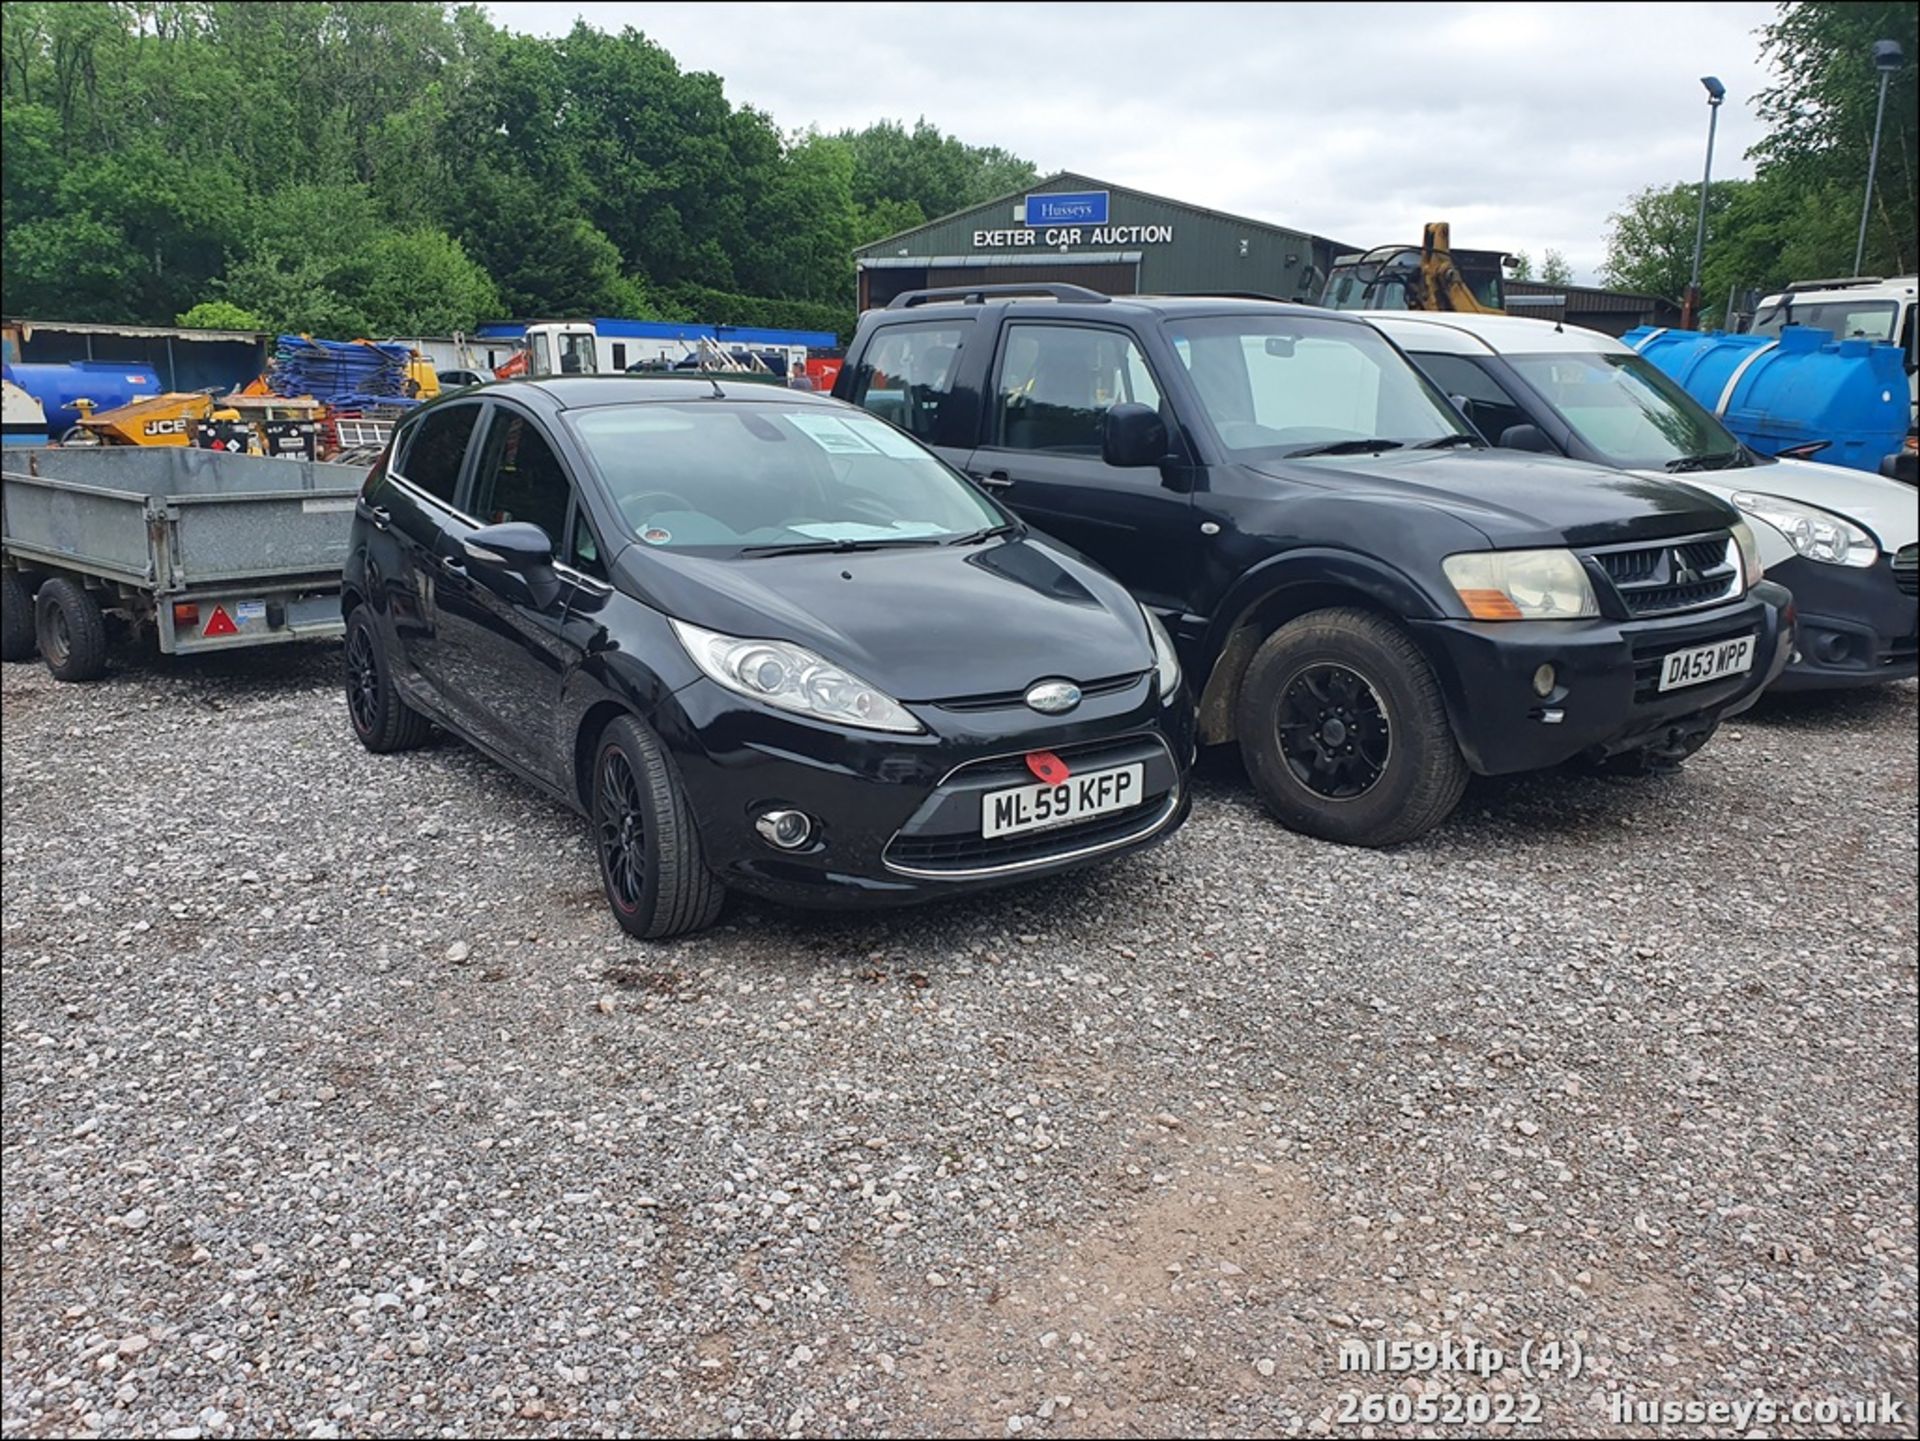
[439, 400, 612, 787]
[963, 321, 1195, 615]
[838, 316, 979, 466]
[377, 400, 485, 702]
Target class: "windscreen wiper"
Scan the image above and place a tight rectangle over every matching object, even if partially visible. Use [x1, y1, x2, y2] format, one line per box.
[947, 522, 1022, 546]
[738, 537, 947, 557]
[1287, 438, 1405, 457]
[1414, 434, 1483, 449]
[1663, 453, 1742, 473]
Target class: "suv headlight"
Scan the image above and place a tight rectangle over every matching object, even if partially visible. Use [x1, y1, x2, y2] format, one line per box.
[1731, 492, 1877, 567]
[671, 619, 923, 733]
[1441, 548, 1599, 620]
[1142, 606, 1182, 698]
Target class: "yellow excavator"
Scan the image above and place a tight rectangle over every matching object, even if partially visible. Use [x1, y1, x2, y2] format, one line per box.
[1320, 222, 1507, 313]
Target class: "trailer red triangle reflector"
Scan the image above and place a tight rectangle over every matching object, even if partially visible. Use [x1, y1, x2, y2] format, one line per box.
[202, 605, 238, 638]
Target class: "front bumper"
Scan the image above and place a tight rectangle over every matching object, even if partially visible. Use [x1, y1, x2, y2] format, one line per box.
[656, 673, 1196, 909]
[1410, 580, 1793, 776]
[1764, 554, 1918, 691]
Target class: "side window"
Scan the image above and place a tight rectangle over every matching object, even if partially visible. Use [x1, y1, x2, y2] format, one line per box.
[396, 403, 480, 503]
[469, 409, 572, 545]
[568, 506, 606, 580]
[611, 342, 628, 371]
[994, 325, 1161, 454]
[1411, 352, 1534, 443]
[849, 322, 969, 438]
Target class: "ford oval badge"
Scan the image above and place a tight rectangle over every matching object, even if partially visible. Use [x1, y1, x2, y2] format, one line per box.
[1025, 680, 1082, 715]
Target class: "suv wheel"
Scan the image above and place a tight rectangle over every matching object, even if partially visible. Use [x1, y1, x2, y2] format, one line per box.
[592, 714, 725, 940]
[1236, 607, 1467, 846]
[344, 608, 432, 752]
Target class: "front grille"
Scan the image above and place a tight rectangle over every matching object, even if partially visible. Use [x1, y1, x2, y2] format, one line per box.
[1589, 533, 1740, 616]
[1632, 626, 1757, 702]
[1895, 544, 1918, 598]
[884, 802, 1170, 871]
[882, 733, 1176, 876]
[934, 670, 1145, 713]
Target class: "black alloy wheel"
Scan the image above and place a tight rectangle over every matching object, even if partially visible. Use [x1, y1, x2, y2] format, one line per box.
[597, 746, 650, 917]
[1276, 662, 1391, 799]
[346, 622, 381, 736]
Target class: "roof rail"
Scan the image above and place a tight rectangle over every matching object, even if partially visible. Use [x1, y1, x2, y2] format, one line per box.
[886, 283, 1111, 309]
[1784, 276, 1884, 292]
[1195, 291, 1293, 303]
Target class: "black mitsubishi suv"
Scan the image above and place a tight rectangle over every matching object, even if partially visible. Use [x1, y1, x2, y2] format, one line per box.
[835, 286, 1795, 846]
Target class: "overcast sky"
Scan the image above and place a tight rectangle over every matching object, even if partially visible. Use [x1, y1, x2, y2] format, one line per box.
[485, 1, 1781, 285]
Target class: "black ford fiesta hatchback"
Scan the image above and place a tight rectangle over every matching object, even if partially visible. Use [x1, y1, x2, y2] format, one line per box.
[342, 377, 1194, 938]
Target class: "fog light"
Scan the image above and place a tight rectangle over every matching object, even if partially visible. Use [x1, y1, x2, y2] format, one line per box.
[173, 601, 200, 628]
[1532, 663, 1556, 697]
[755, 809, 813, 850]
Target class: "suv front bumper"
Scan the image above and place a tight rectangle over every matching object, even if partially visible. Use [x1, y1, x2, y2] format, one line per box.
[1410, 580, 1793, 776]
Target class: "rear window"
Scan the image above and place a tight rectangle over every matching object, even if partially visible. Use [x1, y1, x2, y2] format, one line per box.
[846, 321, 971, 441]
[397, 403, 480, 503]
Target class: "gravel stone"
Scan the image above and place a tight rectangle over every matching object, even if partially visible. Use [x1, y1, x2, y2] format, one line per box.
[2, 643, 1915, 1436]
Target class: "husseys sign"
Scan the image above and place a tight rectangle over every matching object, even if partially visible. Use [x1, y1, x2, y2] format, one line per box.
[973, 191, 1175, 250]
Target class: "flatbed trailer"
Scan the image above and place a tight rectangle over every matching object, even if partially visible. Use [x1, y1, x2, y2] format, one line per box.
[2, 447, 366, 681]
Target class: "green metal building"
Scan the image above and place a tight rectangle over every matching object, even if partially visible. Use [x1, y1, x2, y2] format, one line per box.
[854, 171, 1355, 310]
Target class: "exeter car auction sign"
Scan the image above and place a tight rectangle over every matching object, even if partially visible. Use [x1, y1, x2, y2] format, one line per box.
[972, 190, 1176, 250]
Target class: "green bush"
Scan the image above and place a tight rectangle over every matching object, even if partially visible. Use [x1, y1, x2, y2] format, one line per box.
[176, 300, 269, 331]
[655, 284, 854, 345]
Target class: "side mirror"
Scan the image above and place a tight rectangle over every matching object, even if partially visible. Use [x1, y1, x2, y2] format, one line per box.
[1498, 423, 1555, 454]
[1103, 403, 1169, 468]
[464, 521, 561, 607]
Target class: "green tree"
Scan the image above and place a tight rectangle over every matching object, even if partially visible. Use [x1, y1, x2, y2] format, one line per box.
[357, 229, 501, 335]
[1540, 250, 1573, 285]
[1754, 1, 1918, 276]
[1600, 180, 1750, 304]
[1507, 251, 1533, 281]
[177, 300, 268, 331]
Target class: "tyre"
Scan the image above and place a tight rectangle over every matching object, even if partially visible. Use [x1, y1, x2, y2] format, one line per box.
[1236, 607, 1468, 847]
[344, 607, 432, 753]
[34, 577, 108, 682]
[2, 572, 36, 662]
[592, 714, 725, 940]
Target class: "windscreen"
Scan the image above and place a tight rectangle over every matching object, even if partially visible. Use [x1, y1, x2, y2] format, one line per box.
[1166, 314, 1472, 457]
[1505, 351, 1743, 470]
[565, 403, 1002, 553]
[1749, 299, 1897, 342]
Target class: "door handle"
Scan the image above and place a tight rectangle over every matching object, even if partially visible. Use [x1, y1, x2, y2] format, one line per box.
[437, 555, 467, 579]
[361, 503, 391, 532]
[970, 470, 1013, 490]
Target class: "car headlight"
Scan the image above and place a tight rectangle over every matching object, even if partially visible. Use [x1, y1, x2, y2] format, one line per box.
[1731, 492, 1877, 567]
[670, 619, 923, 733]
[1441, 548, 1599, 620]
[1142, 606, 1182, 698]
[1729, 520, 1765, 588]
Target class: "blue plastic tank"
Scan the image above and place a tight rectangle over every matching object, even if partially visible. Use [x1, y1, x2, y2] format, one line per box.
[0, 360, 164, 436]
[1622, 324, 1909, 474]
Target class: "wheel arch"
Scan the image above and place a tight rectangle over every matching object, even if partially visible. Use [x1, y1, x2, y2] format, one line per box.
[1195, 553, 1446, 747]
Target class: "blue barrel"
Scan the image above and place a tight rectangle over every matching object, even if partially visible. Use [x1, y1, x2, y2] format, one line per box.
[0, 360, 164, 436]
[1623, 324, 1909, 474]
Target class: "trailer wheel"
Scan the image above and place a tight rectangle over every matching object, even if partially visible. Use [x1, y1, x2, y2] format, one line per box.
[34, 578, 109, 682]
[2, 572, 36, 662]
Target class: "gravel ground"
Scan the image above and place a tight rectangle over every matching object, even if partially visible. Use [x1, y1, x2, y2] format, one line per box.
[2, 639, 1915, 1440]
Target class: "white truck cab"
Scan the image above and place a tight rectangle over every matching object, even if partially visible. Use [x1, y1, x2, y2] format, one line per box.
[520, 322, 601, 378]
